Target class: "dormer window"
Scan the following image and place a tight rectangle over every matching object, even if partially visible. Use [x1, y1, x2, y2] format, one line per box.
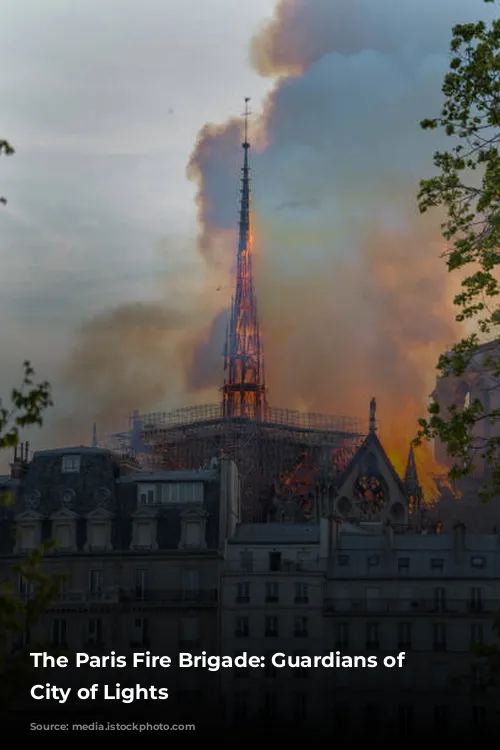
[50, 508, 78, 552]
[138, 484, 156, 506]
[53, 523, 71, 549]
[130, 507, 158, 551]
[185, 523, 201, 548]
[62, 455, 80, 473]
[84, 508, 113, 552]
[179, 509, 208, 550]
[14, 511, 42, 554]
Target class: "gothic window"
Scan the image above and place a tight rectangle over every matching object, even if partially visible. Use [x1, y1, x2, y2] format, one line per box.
[353, 474, 385, 514]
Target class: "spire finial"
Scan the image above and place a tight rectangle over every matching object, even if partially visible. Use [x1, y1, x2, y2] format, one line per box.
[369, 397, 376, 433]
[92, 423, 98, 448]
[243, 97, 251, 148]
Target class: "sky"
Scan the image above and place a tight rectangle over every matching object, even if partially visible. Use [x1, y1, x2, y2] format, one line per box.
[0, 0, 276, 452]
[0, 0, 496, 466]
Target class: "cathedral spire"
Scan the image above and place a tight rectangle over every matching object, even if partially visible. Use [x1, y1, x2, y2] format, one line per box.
[404, 443, 423, 512]
[222, 98, 267, 419]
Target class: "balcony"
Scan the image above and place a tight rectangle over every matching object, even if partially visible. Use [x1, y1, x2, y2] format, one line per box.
[226, 561, 322, 575]
[44, 588, 218, 609]
[121, 588, 218, 605]
[323, 598, 500, 615]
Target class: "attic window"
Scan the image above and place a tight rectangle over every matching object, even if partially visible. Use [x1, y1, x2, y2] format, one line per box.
[138, 485, 156, 505]
[368, 555, 379, 566]
[62, 455, 80, 473]
[471, 556, 486, 568]
[431, 558, 444, 571]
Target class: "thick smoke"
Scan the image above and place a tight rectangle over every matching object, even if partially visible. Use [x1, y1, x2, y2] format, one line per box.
[185, 0, 494, 463]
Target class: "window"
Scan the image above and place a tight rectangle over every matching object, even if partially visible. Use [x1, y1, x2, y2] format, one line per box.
[433, 623, 447, 651]
[235, 617, 249, 638]
[432, 663, 447, 689]
[236, 582, 250, 603]
[135, 569, 147, 599]
[337, 555, 349, 566]
[261, 692, 277, 720]
[398, 557, 410, 575]
[52, 618, 67, 647]
[132, 617, 149, 647]
[472, 705, 487, 732]
[294, 616, 308, 638]
[367, 555, 379, 567]
[398, 704, 414, 737]
[234, 692, 248, 720]
[470, 587, 483, 613]
[431, 558, 444, 572]
[89, 523, 106, 549]
[293, 691, 307, 720]
[265, 582, 279, 603]
[366, 622, 379, 649]
[89, 569, 103, 594]
[471, 556, 486, 568]
[471, 624, 484, 646]
[240, 551, 253, 572]
[398, 622, 412, 649]
[334, 703, 349, 735]
[433, 705, 448, 736]
[295, 582, 308, 604]
[185, 522, 201, 548]
[269, 552, 281, 571]
[87, 618, 103, 644]
[53, 524, 71, 549]
[18, 525, 37, 551]
[19, 577, 34, 598]
[335, 622, 349, 648]
[265, 616, 279, 637]
[61, 455, 80, 473]
[181, 569, 199, 599]
[136, 522, 152, 548]
[162, 482, 204, 504]
[433, 587, 447, 612]
[364, 704, 380, 733]
[138, 485, 156, 505]
[366, 587, 381, 612]
[180, 617, 199, 647]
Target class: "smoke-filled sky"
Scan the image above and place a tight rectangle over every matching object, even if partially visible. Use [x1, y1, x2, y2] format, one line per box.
[0, 0, 496, 463]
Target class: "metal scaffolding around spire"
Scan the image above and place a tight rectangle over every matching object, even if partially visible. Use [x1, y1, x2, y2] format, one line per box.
[222, 97, 267, 419]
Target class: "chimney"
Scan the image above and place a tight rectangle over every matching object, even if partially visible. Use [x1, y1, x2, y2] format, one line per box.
[453, 521, 466, 562]
[10, 441, 30, 480]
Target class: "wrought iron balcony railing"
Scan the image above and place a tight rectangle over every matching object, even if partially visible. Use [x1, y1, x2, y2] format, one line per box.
[323, 598, 500, 615]
[225, 561, 323, 574]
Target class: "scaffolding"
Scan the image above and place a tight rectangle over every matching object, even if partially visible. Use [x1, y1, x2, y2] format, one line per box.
[105, 403, 366, 519]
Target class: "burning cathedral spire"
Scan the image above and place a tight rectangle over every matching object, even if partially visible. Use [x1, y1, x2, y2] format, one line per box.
[222, 98, 267, 419]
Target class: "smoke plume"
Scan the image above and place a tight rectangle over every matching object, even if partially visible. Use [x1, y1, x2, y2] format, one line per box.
[186, 0, 488, 466]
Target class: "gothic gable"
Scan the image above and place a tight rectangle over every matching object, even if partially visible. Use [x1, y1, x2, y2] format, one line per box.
[333, 432, 408, 524]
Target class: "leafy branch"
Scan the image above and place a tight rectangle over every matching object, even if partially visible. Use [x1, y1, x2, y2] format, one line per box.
[416, 0, 500, 499]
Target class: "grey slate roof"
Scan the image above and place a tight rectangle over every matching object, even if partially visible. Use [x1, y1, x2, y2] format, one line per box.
[34, 446, 113, 457]
[228, 523, 320, 544]
[119, 469, 216, 484]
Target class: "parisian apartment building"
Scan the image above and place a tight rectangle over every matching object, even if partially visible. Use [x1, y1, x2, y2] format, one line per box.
[1, 445, 500, 735]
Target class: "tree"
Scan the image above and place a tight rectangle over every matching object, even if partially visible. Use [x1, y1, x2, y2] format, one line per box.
[0, 362, 58, 708]
[416, 0, 500, 500]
